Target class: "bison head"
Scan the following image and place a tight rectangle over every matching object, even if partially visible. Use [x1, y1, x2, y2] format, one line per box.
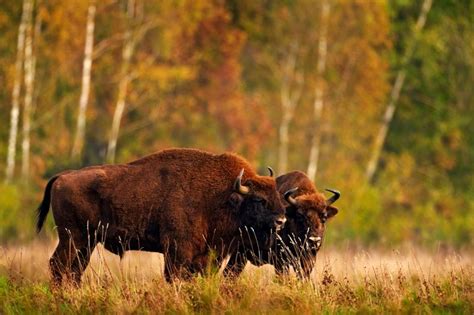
[282, 188, 340, 255]
[230, 168, 287, 250]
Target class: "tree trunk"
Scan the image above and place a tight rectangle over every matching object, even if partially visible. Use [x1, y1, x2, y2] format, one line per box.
[107, 63, 131, 163]
[307, 0, 330, 181]
[277, 42, 303, 174]
[365, 0, 433, 182]
[278, 114, 291, 175]
[71, 0, 96, 160]
[107, 0, 140, 163]
[5, 0, 31, 183]
[21, 0, 35, 180]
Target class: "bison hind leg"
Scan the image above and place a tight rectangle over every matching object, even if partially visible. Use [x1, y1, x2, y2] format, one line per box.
[49, 241, 96, 286]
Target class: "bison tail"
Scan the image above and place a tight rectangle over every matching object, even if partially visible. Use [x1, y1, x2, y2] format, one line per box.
[36, 175, 60, 233]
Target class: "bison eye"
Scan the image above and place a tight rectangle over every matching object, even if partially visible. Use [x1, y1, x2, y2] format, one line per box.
[252, 196, 264, 203]
[320, 214, 328, 223]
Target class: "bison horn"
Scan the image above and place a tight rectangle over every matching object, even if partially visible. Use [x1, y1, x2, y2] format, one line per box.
[325, 189, 340, 205]
[267, 166, 274, 177]
[234, 169, 250, 194]
[284, 187, 299, 206]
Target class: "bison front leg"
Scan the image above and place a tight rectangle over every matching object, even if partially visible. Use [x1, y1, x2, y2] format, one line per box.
[163, 239, 203, 282]
[274, 261, 290, 278]
[295, 257, 315, 280]
[223, 252, 247, 278]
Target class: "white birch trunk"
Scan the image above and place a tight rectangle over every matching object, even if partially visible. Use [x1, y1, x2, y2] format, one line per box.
[365, 0, 433, 182]
[106, 0, 137, 163]
[277, 43, 303, 174]
[307, 0, 330, 181]
[278, 113, 291, 175]
[71, 0, 96, 159]
[5, 0, 31, 183]
[107, 66, 131, 163]
[21, 0, 35, 180]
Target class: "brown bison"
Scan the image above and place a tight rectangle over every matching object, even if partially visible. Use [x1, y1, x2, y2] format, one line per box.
[36, 148, 288, 284]
[224, 170, 340, 279]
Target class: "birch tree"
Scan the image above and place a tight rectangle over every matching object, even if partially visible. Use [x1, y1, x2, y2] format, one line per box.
[365, 0, 433, 182]
[5, 0, 31, 183]
[71, 0, 97, 160]
[106, 0, 142, 163]
[307, 0, 330, 181]
[21, 0, 35, 180]
[277, 42, 304, 174]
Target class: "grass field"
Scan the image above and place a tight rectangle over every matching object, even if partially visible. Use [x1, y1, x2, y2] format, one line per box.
[0, 241, 473, 314]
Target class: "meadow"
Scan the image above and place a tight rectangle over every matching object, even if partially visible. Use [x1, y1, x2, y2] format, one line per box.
[1, 241, 472, 314]
[1, 1, 473, 314]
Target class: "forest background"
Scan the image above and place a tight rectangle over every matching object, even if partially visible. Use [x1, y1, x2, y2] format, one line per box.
[0, 0, 472, 249]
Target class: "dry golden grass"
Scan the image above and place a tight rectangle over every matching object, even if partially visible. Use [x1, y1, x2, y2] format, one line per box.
[1, 241, 473, 314]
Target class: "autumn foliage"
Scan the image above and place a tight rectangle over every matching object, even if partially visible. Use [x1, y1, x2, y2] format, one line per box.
[0, 0, 472, 249]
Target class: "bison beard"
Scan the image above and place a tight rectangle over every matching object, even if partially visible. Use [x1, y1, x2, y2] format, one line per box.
[35, 148, 286, 284]
[224, 171, 340, 280]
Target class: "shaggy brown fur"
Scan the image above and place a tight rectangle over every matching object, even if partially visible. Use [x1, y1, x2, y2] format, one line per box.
[224, 171, 339, 279]
[36, 148, 286, 284]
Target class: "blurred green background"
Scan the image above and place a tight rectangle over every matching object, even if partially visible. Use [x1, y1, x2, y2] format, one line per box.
[0, 0, 472, 248]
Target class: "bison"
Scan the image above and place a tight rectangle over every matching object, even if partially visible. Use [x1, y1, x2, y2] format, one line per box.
[36, 148, 288, 284]
[224, 170, 340, 279]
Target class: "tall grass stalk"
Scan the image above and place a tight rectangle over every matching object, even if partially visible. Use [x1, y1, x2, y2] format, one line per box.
[0, 242, 472, 313]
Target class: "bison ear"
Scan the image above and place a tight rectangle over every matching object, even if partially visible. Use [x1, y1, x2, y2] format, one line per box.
[326, 205, 338, 218]
[229, 192, 244, 210]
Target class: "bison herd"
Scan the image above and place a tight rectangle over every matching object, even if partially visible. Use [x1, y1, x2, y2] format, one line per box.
[36, 148, 340, 285]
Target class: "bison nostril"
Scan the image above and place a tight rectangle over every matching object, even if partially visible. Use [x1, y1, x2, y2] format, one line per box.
[308, 236, 322, 249]
[274, 217, 286, 230]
